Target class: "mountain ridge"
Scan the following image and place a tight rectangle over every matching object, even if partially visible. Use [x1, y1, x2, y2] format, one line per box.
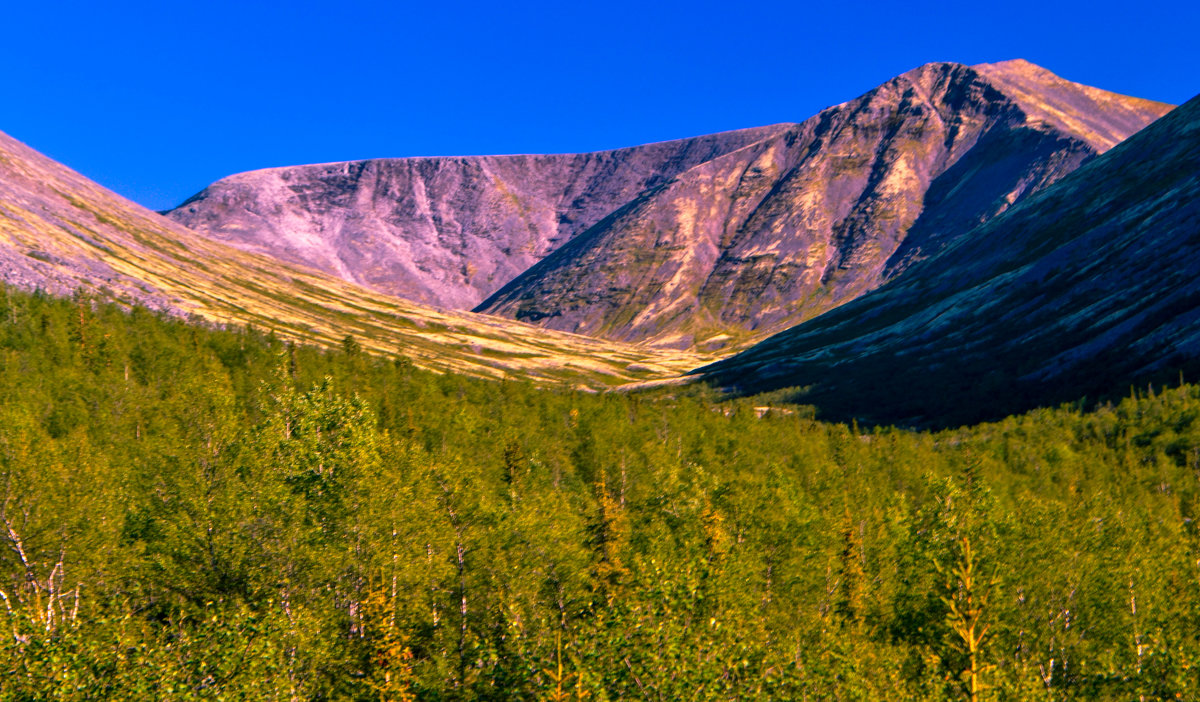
[166, 125, 791, 308]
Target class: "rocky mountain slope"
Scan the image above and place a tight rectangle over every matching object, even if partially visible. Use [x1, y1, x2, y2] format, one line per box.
[698, 91, 1200, 427]
[166, 60, 1168, 352]
[165, 126, 788, 308]
[0, 129, 705, 387]
[479, 60, 1172, 349]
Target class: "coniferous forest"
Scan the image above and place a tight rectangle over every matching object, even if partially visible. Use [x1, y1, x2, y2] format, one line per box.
[1, 286, 1199, 700]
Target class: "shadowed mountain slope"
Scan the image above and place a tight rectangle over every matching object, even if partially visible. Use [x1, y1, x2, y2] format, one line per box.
[165, 126, 788, 309]
[0, 129, 706, 387]
[478, 61, 1171, 349]
[698, 92, 1200, 427]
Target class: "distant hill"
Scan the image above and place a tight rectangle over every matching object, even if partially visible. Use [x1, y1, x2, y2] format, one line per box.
[0, 129, 706, 388]
[698, 92, 1200, 427]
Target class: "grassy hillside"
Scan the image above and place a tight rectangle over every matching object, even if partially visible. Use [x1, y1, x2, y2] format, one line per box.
[1, 286, 1198, 699]
[0, 130, 705, 389]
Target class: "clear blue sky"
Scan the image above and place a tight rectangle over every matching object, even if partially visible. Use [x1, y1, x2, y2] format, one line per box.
[3, 0, 1197, 211]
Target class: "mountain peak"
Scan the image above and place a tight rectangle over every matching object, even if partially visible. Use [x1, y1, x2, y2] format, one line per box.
[475, 61, 1171, 348]
[972, 58, 1174, 151]
[974, 57, 1043, 74]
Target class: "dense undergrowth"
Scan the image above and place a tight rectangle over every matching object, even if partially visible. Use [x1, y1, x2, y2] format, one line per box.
[0, 286, 1198, 700]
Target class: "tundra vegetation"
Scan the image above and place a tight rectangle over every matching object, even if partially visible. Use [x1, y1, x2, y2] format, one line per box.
[0, 285, 1198, 700]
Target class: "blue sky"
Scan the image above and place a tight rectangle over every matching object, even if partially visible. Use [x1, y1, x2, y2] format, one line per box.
[3, 1, 1197, 211]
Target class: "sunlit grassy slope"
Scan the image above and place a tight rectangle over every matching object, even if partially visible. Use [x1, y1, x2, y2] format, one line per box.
[0, 130, 707, 387]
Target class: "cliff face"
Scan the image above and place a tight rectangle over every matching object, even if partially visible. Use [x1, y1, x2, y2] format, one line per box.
[699, 91, 1200, 427]
[478, 61, 1172, 349]
[165, 126, 788, 309]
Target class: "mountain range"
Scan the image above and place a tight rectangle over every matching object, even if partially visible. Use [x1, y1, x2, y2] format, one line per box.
[168, 60, 1170, 351]
[165, 126, 785, 309]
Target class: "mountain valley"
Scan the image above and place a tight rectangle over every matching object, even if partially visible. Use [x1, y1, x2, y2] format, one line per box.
[4, 48, 1200, 699]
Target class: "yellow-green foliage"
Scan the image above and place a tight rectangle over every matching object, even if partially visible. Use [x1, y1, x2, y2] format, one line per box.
[0, 285, 1199, 699]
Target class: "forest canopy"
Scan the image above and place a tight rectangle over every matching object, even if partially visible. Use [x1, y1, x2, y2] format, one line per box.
[0, 286, 1197, 700]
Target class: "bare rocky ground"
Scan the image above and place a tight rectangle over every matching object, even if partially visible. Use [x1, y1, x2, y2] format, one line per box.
[165, 126, 786, 309]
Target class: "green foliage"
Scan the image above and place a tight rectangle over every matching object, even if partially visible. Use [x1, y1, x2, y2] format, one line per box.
[1, 285, 1200, 699]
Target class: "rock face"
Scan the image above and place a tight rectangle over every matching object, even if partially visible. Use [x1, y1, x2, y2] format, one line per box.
[478, 60, 1171, 349]
[699, 91, 1200, 427]
[165, 126, 787, 309]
